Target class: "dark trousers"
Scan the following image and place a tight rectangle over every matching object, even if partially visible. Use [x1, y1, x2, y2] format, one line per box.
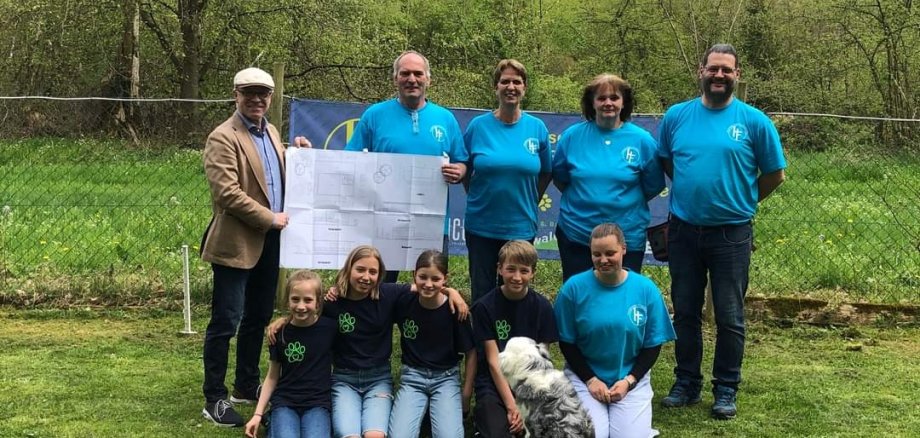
[556, 225, 644, 283]
[465, 231, 516, 304]
[202, 230, 280, 402]
[668, 215, 751, 390]
[474, 394, 522, 438]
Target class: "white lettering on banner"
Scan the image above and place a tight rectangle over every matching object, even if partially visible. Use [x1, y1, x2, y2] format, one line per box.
[451, 218, 465, 242]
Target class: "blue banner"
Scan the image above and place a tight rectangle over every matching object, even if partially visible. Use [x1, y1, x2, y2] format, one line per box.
[289, 98, 669, 264]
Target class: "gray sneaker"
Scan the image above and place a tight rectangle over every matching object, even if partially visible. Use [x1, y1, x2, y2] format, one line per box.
[202, 399, 244, 427]
[661, 379, 702, 407]
[711, 386, 737, 420]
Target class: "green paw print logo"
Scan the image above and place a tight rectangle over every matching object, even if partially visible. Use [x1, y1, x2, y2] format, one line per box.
[284, 341, 306, 363]
[338, 312, 356, 333]
[538, 194, 552, 212]
[496, 320, 511, 340]
[402, 320, 419, 340]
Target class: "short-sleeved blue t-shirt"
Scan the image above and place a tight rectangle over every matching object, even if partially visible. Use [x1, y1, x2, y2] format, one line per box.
[268, 317, 337, 410]
[395, 296, 475, 370]
[471, 288, 558, 399]
[658, 97, 786, 226]
[554, 270, 676, 386]
[552, 121, 665, 250]
[344, 98, 468, 163]
[322, 282, 409, 370]
[463, 112, 552, 240]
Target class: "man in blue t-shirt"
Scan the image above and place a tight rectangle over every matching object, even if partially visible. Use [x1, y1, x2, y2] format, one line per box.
[658, 44, 787, 420]
[345, 50, 468, 282]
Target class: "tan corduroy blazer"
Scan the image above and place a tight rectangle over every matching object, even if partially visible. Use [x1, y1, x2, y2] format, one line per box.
[200, 113, 286, 269]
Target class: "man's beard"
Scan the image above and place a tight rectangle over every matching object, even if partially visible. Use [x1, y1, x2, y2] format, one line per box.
[701, 76, 735, 106]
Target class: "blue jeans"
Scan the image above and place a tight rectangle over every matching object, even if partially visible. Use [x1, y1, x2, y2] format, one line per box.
[389, 365, 463, 438]
[202, 230, 280, 402]
[332, 366, 393, 438]
[270, 406, 331, 438]
[668, 215, 751, 390]
[556, 225, 644, 283]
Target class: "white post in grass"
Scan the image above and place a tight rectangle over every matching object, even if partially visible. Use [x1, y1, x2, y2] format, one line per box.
[180, 244, 197, 335]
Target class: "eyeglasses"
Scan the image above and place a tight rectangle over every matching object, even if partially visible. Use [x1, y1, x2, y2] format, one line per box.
[704, 66, 737, 75]
[237, 88, 273, 99]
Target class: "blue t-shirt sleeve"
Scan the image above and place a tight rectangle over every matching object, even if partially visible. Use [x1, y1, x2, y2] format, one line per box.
[538, 121, 552, 173]
[448, 116, 468, 163]
[553, 286, 577, 344]
[345, 112, 372, 151]
[462, 117, 478, 167]
[642, 283, 677, 348]
[640, 135, 666, 199]
[657, 112, 674, 159]
[753, 113, 786, 174]
[551, 129, 571, 185]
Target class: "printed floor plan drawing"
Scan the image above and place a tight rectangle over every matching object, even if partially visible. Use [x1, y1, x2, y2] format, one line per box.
[281, 148, 448, 270]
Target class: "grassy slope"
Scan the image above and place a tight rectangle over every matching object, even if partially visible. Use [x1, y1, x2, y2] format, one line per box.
[0, 309, 917, 438]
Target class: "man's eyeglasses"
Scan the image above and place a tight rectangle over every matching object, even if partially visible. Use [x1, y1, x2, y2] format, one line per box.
[704, 66, 737, 75]
[237, 88, 273, 99]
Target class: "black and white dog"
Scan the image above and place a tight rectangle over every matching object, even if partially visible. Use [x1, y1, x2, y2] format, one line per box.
[498, 337, 595, 438]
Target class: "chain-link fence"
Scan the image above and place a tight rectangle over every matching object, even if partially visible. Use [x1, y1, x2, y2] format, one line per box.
[1, 98, 918, 306]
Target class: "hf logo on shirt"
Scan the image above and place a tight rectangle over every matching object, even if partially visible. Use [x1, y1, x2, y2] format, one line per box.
[523, 138, 540, 155]
[430, 125, 447, 143]
[627, 305, 647, 327]
[727, 123, 748, 142]
[621, 146, 640, 165]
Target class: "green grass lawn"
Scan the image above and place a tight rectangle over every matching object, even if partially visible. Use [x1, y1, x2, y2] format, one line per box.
[0, 308, 917, 438]
[1, 138, 918, 305]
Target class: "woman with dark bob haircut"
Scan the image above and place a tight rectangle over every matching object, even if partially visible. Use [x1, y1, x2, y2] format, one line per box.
[462, 59, 552, 302]
[551, 74, 665, 282]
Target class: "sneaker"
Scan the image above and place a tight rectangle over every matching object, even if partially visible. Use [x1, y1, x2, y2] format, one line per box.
[711, 386, 738, 420]
[202, 399, 244, 427]
[229, 385, 261, 404]
[661, 379, 702, 407]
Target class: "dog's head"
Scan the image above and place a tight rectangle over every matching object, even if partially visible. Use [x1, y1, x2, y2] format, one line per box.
[499, 336, 555, 385]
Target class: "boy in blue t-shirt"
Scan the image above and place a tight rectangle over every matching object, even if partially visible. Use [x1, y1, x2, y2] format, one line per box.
[471, 241, 558, 437]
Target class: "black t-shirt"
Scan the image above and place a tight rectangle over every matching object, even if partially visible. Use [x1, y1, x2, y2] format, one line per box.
[268, 317, 336, 410]
[395, 296, 475, 370]
[322, 283, 410, 370]
[471, 287, 558, 399]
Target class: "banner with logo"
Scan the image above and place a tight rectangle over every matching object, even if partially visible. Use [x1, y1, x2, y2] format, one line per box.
[289, 98, 669, 264]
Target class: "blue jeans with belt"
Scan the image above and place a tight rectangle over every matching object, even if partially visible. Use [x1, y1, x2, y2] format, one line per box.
[668, 215, 751, 390]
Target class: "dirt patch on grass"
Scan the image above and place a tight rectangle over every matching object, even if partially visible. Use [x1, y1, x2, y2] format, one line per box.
[746, 296, 918, 325]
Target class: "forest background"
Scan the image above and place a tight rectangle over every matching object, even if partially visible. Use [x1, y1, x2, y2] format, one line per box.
[0, 0, 918, 310]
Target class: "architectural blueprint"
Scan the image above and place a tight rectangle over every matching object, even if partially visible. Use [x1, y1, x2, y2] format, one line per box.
[280, 148, 448, 270]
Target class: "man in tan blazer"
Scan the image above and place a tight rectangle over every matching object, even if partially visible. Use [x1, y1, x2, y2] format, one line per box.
[200, 67, 310, 427]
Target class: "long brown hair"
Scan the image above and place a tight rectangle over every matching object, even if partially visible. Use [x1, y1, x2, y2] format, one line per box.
[335, 245, 386, 300]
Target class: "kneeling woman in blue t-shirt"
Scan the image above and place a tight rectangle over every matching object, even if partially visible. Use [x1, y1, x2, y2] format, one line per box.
[554, 223, 676, 438]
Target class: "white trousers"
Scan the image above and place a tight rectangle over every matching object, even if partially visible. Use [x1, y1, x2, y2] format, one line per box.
[564, 368, 659, 438]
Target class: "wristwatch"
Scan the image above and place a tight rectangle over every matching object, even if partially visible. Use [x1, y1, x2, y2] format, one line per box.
[625, 375, 637, 391]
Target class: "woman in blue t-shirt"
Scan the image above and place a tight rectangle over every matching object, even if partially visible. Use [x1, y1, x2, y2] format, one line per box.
[552, 74, 665, 282]
[554, 223, 676, 438]
[462, 59, 553, 303]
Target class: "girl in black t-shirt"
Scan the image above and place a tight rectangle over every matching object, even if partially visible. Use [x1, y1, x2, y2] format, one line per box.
[245, 270, 336, 438]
